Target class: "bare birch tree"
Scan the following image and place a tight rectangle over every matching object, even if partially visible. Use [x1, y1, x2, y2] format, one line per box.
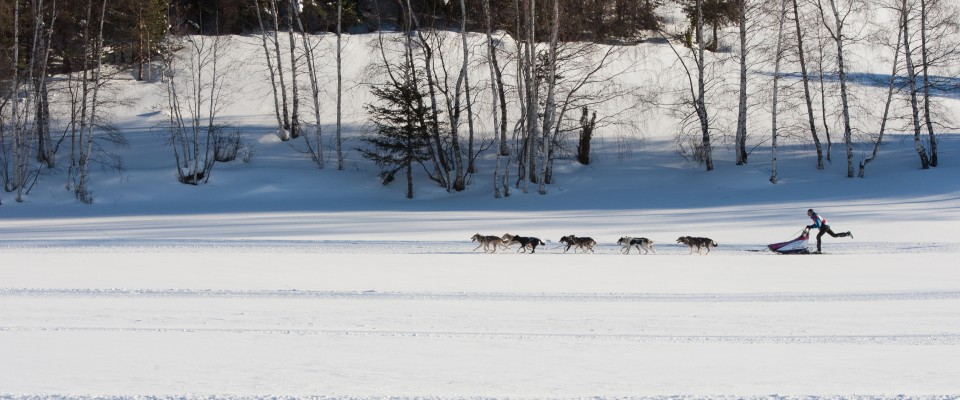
[900, 0, 930, 169]
[285, 0, 301, 139]
[293, 3, 324, 168]
[164, 28, 235, 185]
[792, 0, 824, 169]
[269, 0, 291, 139]
[770, 0, 789, 184]
[336, 0, 344, 170]
[482, 0, 508, 198]
[75, 0, 108, 203]
[817, 0, 856, 177]
[735, 0, 749, 165]
[252, 0, 285, 135]
[859, 5, 904, 178]
[538, 0, 559, 195]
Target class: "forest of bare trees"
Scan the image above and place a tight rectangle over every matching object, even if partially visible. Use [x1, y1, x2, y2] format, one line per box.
[2, 0, 958, 203]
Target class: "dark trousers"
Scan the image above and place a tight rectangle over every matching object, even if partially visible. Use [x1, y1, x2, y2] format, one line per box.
[816, 225, 850, 251]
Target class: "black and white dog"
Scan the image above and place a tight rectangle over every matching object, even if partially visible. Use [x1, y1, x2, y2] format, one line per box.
[501, 233, 546, 253]
[617, 236, 656, 254]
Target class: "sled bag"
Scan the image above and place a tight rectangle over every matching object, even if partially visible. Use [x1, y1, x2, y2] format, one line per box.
[768, 232, 810, 254]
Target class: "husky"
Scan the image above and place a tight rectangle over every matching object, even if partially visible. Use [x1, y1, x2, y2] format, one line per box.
[559, 235, 597, 253]
[501, 233, 546, 253]
[677, 236, 718, 254]
[617, 236, 656, 254]
[471, 233, 506, 253]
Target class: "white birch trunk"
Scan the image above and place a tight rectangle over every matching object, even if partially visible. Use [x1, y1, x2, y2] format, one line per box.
[792, 0, 824, 170]
[482, 0, 502, 198]
[919, 0, 937, 167]
[735, 0, 748, 165]
[770, 0, 788, 184]
[900, 0, 931, 169]
[859, 17, 903, 178]
[538, 0, 559, 195]
[695, 0, 714, 171]
[269, 0, 291, 139]
[253, 0, 285, 133]
[9, 0, 22, 196]
[286, 0, 300, 139]
[821, 0, 855, 176]
[77, 0, 108, 203]
[336, 0, 344, 170]
[459, 0, 477, 175]
[294, 4, 323, 167]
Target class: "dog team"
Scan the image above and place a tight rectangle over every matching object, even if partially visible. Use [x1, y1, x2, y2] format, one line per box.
[471, 233, 718, 255]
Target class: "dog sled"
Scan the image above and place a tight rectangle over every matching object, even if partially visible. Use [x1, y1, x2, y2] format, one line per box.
[768, 230, 811, 254]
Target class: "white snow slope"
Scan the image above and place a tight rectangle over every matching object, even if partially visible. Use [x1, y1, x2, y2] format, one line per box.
[2, 28, 960, 399]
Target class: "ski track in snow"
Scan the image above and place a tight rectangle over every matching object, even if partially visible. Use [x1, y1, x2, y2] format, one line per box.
[3, 287, 960, 303]
[1, 239, 958, 255]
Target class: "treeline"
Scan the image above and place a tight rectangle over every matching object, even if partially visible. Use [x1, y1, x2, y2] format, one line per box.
[2, 0, 958, 205]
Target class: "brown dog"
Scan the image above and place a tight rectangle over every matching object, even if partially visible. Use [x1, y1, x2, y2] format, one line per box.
[471, 233, 506, 253]
[677, 236, 718, 254]
[559, 235, 597, 253]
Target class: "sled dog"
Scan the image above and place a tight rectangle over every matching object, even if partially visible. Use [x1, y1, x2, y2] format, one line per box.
[677, 236, 718, 254]
[501, 233, 546, 253]
[471, 233, 506, 253]
[559, 235, 597, 253]
[617, 236, 656, 254]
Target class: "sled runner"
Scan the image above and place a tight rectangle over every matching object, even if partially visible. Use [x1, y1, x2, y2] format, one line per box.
[768, 230, 811, 254]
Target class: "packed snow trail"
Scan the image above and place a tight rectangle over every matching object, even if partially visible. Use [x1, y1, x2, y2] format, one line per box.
[3, 246, 960, 397]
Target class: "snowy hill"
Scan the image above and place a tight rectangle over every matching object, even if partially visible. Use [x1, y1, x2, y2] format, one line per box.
[2, 25, 960, 399]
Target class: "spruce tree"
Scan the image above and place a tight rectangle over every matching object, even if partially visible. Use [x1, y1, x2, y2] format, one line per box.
[360, 71, 433, 199]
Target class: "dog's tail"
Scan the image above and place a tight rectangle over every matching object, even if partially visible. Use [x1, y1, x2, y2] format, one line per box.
[538, 239, 546, 245]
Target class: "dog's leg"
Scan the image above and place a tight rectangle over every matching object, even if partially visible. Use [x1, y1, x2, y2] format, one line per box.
[473, 243, 484, 251]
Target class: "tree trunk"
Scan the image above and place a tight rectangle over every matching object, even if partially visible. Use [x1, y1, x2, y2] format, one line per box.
[770, 0, 788, 184]
[35, 0, 58, 169]
[252, 0, 285, 134]
[816, 47, 833, 162]
[919, 0, 937, 167]
[859, 17, 903, 178]
[482, 0, 502, 198]
[294, 4, 324, 168]
[286, 0, 301, 139]
[696, 0, 713, 171]
[10, 0, 22, 197]
[539, 0, 559, 194]
[336, 0, 344, 170]
[735, 0, 748, 165]
[792, 0, 823, 170]
[404, 0, 450, 190]
[77, 0, 108, 204]
[901, 0, 930, 169]
[269, 0, 291, 138]
[525, 0, 539, 187]
[823, 0, 855, 176]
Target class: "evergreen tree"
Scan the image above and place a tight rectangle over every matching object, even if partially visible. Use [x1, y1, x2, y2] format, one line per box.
[360, 68, 434, 199]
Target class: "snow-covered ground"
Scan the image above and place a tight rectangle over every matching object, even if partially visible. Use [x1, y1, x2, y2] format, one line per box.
[2, 27, 960, 398]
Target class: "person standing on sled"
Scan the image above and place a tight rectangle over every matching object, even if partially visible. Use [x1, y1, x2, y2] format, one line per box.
[805, 209, 853, 254]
